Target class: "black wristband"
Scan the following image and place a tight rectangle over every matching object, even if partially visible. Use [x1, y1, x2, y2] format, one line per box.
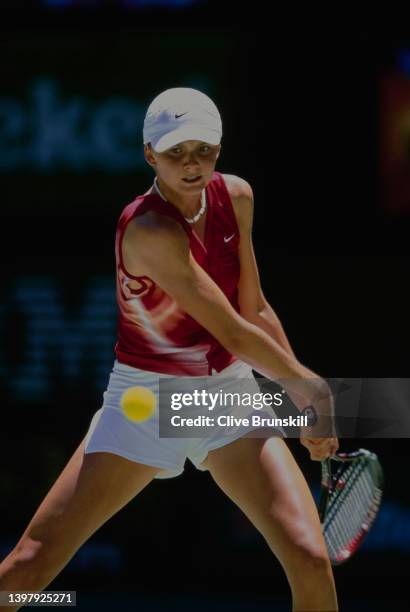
[301, 405, 318, 427]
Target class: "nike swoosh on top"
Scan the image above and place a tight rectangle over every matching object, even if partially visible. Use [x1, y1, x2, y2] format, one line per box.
[175, 113, 187, 119]
[224, 233, 236, 243]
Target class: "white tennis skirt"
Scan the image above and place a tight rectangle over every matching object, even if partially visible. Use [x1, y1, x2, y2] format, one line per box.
[84, 359, 284, 479]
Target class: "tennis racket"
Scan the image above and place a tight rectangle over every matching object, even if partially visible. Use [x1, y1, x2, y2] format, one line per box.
[318, 448, 383, 565]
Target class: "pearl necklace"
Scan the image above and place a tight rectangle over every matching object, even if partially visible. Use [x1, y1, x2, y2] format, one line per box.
[153, 177, 207, 224]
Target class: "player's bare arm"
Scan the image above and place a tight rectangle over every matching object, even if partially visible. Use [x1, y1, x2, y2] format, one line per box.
[223, 174, 339, 460]
[122, 210, 335, 439]
[122, 211, 303, 380]
[223, 174, 296, 357]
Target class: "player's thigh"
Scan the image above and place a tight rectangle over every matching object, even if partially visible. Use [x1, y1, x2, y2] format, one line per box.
[204, 436, 328, 569]
[15, 437, 160, 565]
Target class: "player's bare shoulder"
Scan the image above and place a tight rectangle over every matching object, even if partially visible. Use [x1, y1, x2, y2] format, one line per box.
[222, 173, 253, 199]
[221, 173, 254, 228]
[122, 210, 189, 278]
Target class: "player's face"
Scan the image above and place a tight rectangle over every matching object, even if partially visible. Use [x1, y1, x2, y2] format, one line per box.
[144, 140, 221, 193]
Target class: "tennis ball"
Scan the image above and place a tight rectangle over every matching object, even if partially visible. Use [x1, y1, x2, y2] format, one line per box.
[120, 386, 157, 422]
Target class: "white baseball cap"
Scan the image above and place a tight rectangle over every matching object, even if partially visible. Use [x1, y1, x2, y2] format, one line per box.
[143, 87, 222, 153]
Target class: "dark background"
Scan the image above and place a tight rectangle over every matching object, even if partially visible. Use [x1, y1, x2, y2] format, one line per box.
[1, 2, 410, 610]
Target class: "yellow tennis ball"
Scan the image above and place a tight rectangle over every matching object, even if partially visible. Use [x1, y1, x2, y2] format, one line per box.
[120, 386, 157, 422]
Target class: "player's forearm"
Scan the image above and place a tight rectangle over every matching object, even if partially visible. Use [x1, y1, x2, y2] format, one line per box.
[243, 302, 296, 358]
[235, 303, 333, 431]
[229, 318, 326, 408]
[241, 303, 312, 410]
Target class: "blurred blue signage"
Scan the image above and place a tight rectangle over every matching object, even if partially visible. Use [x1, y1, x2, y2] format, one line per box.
[0, 79, 145, 172]
[0, 277, 117, 400]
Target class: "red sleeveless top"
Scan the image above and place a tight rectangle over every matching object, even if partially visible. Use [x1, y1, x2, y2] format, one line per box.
[115, 171, 240, 375]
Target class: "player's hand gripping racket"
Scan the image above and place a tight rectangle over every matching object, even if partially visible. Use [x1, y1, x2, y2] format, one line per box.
[318, 448, 383, 565]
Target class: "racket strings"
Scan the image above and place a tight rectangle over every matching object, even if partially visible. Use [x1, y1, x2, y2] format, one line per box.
[323, 459, 382, 562]
[325, 462, 369, 554]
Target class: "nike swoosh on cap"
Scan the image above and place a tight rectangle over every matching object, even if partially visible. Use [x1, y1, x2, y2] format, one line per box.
[175, 113, 187, 119]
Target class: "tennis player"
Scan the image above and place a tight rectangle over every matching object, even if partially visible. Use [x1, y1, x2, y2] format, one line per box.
[0, 88, 339, 611]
